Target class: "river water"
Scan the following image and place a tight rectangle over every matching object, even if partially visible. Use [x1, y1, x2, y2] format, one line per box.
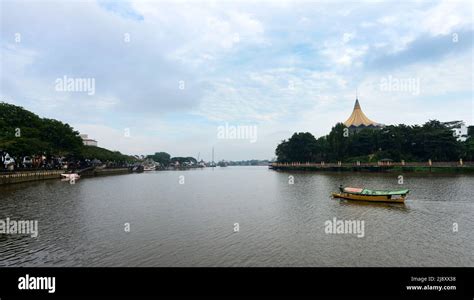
[0, 166, 473, 267]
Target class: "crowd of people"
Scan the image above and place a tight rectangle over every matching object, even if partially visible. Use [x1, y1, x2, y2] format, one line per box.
[0, 150, 131, 172]
[1, 150, 77, 171]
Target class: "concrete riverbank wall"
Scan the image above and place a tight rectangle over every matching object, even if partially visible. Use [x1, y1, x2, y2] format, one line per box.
[0, 170, 63, 185]
[0, 168, 132, 185]
[80, 168, 131, 177]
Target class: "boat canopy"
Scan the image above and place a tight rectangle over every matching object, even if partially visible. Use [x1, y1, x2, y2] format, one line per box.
[343, 187, 409, 196]
[344, 187, 363, 193]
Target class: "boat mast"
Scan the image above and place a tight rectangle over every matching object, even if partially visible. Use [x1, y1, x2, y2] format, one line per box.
[212, 147, 215, 167]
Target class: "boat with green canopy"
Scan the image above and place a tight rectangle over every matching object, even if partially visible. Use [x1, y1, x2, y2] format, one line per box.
[332, 186, 409, 203]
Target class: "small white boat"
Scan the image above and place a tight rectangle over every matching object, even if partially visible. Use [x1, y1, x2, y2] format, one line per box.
[61, 173, 80, 179]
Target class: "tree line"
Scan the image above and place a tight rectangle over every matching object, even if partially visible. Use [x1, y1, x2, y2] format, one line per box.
[276, 120, 474, 163]
[0, 102, 135, 163]
[145, 152, 199, 166]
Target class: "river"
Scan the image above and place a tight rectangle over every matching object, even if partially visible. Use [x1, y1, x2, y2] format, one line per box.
[0, 166, 473, 267]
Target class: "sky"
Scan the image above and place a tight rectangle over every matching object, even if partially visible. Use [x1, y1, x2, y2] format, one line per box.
[1, 0, 473, 161]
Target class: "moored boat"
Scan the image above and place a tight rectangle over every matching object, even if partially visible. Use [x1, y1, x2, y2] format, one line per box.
[61, 173, 80, 180]
[332, 186, 409, 203]
[143, 166, 156, 171]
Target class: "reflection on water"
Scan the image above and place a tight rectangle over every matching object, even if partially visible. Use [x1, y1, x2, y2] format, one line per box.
[0, 167, 473, 267]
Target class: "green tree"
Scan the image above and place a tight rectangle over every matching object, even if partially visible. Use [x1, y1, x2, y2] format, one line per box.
[81, 146, 134, 162]
[0, 102, 82, 156]
[275, 132, 318, 163]
[463, 137, 474, 160]
[327, 123, 349, 161]
[0, 102, 134, 162]
[147, 152, 171, 166]
[275, 120, 465, 163]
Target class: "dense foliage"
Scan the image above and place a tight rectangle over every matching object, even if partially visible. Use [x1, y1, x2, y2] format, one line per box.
[80, 146, 135, 162]
[0, 102, 133, 162]
[227, 160, 270, 166]
[276, 121, 474, 163]
[146, 152, 171, 166]
[0, 102, 83, 156]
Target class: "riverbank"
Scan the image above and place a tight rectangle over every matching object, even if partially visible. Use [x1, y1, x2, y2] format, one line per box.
[0, 170, 64, 185]
[269, 162, 474, 173]
[0, 168, 131, 185]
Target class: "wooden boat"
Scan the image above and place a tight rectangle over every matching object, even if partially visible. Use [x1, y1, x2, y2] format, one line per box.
[332, 187, 409, 203]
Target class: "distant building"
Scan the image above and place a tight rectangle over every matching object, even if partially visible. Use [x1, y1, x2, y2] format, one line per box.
[80, 134, 98, 146]
[343, 98, 383, 133]
[452, 125, 468, 142]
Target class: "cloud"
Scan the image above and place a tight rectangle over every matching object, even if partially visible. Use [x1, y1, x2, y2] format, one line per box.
[367, 29, 473, 71]
[1, 0, 472, 160]
[1, 0, 203, 117]
[420, 0, 473, 36]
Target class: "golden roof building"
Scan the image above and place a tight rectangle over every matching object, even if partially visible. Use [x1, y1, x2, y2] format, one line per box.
[344, 98, 383, 131]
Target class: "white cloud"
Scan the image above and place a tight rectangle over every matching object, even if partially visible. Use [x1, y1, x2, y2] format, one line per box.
[1, 0, 472, 160]
[421, 0, 473, 36]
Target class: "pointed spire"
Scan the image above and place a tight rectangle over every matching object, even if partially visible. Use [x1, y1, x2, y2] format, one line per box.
[354, 89, 360, 109]
[354, 98, 361, 110]
[344, 97, 379, 128]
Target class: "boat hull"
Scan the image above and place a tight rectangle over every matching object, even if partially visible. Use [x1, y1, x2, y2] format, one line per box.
[332, 192, 405, 203]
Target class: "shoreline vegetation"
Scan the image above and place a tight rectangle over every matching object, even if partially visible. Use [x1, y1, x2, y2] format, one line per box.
[270, 162, 474, 174]
[2, 101, 474, 187]
[273, 121, 474, 175]
[0, 102, 269, 185]
[0, 102, 136, 164]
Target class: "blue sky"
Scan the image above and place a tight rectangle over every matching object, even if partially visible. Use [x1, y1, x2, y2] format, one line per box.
[1, 0, 473, 160]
